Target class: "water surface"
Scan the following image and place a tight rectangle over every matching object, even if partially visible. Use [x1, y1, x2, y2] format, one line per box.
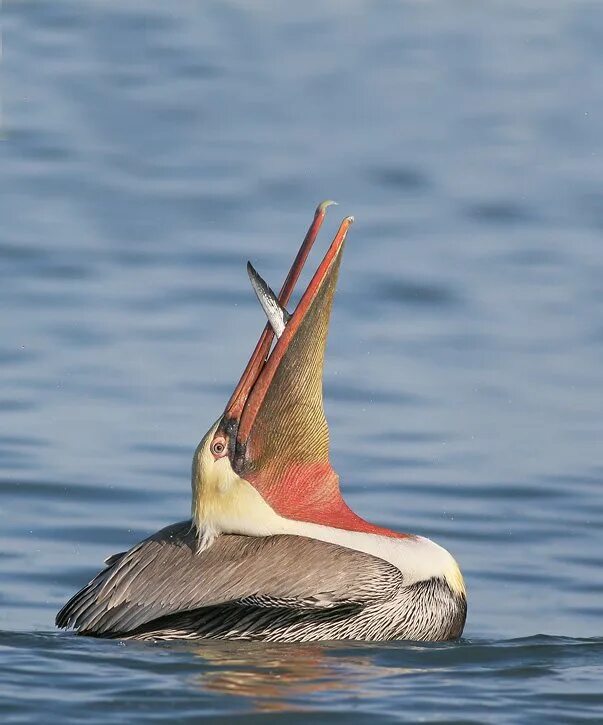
[1, 1, 603, 721]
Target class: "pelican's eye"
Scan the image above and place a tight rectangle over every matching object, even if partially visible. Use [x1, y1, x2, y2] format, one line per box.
[210, 436, 228, 459]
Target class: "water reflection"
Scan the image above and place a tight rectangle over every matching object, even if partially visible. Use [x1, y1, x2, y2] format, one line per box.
[189, 641, 418, 711]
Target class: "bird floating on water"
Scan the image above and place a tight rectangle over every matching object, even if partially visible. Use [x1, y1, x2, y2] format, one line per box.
[56, 202, 466, 642]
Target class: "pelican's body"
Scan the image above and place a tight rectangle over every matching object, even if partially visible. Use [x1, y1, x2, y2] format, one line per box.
[57, 203, 466, 642]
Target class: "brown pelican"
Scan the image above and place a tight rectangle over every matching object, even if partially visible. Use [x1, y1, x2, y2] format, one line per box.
[56, 202, 466, 642]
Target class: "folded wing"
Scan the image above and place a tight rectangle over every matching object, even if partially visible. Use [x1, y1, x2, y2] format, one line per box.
[56, 521, 403, 638]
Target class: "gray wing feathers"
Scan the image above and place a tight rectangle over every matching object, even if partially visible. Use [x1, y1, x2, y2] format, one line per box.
[56, 521, 403, 636]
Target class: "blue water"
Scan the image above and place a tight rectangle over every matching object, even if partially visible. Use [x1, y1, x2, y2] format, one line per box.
[2, 1, 603, 721]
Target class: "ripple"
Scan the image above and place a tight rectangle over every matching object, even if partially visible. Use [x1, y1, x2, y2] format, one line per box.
[464, 200, 537, 225]
[376, 277, 461, 308]
[1, 633, 601, 722]
[369, 166, 431, 192]
[0, 478, 143, 504]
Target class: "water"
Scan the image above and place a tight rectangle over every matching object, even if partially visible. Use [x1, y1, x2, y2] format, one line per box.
[1, 0, 602, 721]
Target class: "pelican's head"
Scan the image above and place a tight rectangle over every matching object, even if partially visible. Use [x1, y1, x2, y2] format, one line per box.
[191, 203, 359, 545]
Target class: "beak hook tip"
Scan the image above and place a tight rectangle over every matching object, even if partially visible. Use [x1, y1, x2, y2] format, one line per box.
[317, 199, 338, 214]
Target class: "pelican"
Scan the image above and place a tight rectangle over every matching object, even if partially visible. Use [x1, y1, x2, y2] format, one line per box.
[56, 202, 466, 642]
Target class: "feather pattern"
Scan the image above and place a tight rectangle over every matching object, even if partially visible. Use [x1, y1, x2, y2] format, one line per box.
[56, 521, 466, 642]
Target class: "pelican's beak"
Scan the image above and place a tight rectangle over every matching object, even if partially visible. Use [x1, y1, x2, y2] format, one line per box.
[217, 203, 354, 489]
